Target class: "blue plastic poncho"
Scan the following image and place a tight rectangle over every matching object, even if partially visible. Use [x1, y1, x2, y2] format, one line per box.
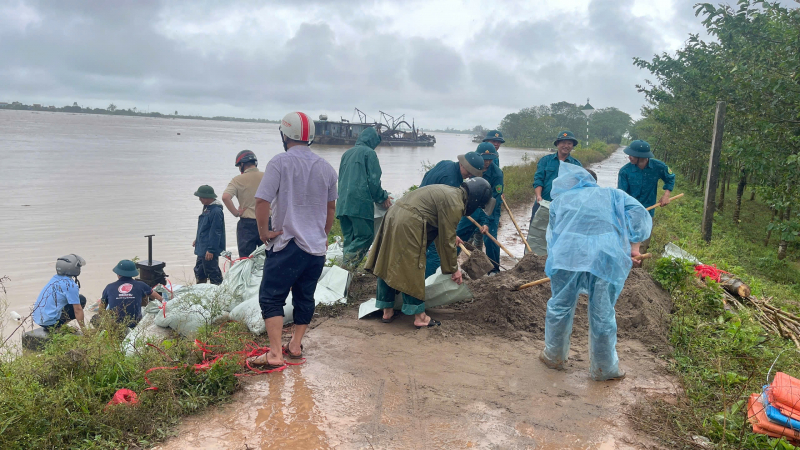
[545, 163, 652, 287]
[541, 163, 652, 380]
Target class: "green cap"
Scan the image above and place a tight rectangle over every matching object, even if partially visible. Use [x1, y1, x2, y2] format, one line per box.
[194, 185, 217, 199]
[113, 259, 140, 277]
[624, 140, 655, 159]
[475, 142, 498, 160]
[457, 152, 485, 177]
[483, 130, 505, 143]
[554, 130, 578, 146]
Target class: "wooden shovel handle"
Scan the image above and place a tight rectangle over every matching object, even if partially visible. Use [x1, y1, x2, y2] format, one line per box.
[515, 277, 550, 290]
[458, 243, 471, 257]
[633, 253, 652, 261]
[646, 193, 684, 211]
[466, 216, 518, 261]
[501, 197, 533, 254]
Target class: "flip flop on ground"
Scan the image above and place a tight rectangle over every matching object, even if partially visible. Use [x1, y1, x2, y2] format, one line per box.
[282, 344, 304, 359]
[246, 353, 285, 370]
[381, 313, 396, 323]
[415, 319, 441, 329]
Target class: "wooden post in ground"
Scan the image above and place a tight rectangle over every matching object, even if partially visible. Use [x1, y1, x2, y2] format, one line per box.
[702, 101, 726, 243]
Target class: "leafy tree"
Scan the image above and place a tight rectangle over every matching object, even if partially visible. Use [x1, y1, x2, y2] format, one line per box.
[589, 107, 632, 144]
[107, 103, 116, 112]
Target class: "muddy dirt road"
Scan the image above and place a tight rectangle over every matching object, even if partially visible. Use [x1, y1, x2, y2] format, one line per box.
[154, 314, 674, 450]
[154, 148, 677, 449]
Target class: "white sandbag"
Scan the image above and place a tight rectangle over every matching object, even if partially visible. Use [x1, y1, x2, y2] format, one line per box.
[153, 284, 234, 336]
[121, 301, 173, 355]
[326, 237, 344, 265]
[229, 296, 294, 334]
[315, 266, 351, 306]
[221, 245, 266, 311]
[358, 268, 473, 319]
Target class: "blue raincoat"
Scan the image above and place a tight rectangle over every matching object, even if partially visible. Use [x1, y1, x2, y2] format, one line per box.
[541, 163, 651, 380]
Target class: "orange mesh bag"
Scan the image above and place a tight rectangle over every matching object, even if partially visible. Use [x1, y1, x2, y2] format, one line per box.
[748, 393, 800, 443]
[768, 372, 800, 422]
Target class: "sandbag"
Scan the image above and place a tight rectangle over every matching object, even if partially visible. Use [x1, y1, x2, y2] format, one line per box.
[229, 296, 293, 334]
[121, 301, 173, 356]
[767, 372, 800, 422]
[358, 268, 473, 319]
[221, 245, 266, 311]
[153, 284, 233, 336]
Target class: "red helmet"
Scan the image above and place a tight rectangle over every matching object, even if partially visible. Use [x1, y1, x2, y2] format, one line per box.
[279, 112, 315, 144]
[235, 150, 257, 167]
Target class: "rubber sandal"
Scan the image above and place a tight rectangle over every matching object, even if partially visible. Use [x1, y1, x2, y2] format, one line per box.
[381, 314, 397, 323]
[538, 352, 564, 370]
[415, 319, 441, 329]
[246, 354, 285, 370]
[281, 344, 304, 359]
[594, 371, 626, 382]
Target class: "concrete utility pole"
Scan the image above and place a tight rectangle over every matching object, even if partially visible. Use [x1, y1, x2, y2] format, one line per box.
[580, 99, 595, 147]
[701, 101, 726, 243]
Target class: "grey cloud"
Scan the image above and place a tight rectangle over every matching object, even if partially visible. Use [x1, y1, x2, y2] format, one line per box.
[407, 38, 466, 93]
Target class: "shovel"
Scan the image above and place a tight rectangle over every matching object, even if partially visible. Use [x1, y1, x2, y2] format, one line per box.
[646, 193, 683, 211]
[512, 253, 652, 291]
[466, 216, 519, 261]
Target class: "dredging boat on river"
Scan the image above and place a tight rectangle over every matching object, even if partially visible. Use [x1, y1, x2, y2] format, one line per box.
[314, 109, 436, 147]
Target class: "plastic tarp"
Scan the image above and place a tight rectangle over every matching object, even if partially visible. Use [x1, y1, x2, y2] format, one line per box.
[662, 242, 702, 265]
[545, 163, 652, 287]
[358, 267, 473, 319]
[373, 192, 396, 232]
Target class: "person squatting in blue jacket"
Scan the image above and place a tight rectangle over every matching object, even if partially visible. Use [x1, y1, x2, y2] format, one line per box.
[420, 152, 486, 277]
[192, 185, 226, 285]
[539, 163, 652, 381]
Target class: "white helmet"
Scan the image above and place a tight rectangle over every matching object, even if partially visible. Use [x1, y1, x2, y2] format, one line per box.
[279, 112, 315, 144]
[56, 254, 86, 276]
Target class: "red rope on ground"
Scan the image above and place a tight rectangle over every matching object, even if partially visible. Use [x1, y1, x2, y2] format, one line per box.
[694, 264, 730, 283]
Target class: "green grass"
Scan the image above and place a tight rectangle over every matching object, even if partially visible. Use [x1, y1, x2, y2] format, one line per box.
[0, 314, 269, 449]
[635, 173, 800, 449]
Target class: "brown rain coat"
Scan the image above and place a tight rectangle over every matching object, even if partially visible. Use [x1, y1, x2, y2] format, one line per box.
[365, 185, 466, 300]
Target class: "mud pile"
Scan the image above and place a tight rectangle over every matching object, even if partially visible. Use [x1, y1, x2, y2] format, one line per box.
[443, 253, 673, 350]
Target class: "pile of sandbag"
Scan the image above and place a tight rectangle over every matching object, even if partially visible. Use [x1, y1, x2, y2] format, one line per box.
[122, 243, 352, 354]
[748, 372, 800, 443]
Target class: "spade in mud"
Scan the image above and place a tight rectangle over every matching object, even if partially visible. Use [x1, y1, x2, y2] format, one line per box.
[461, 247, 494, 279]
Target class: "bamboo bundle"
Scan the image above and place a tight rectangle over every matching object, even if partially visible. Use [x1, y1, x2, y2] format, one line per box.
[722, 292, 800, 350]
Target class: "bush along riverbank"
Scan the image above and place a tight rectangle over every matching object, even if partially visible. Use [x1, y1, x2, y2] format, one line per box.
[633, 172, 800, 449]
[0, 314, 270, 450]
[503, 141, 619, 205]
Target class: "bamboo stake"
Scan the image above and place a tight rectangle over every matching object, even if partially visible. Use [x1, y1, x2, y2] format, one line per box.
[646, 193, 685, 211]
[501, 196, 533, 254]
[466, 216, 518, 261]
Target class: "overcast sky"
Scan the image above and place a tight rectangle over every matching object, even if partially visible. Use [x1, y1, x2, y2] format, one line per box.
[0, 0, 752, 129]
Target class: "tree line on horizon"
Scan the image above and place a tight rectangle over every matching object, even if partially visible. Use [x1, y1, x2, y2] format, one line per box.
[498, 101, 633, 148]
[0, 101, 279, 124]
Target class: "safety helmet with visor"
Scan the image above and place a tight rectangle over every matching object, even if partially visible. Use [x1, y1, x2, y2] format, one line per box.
[279, 112, 315, 150]
[56, 254, 86, 277]
[234, 150, 258, 169]
[461, 177, 496, 216]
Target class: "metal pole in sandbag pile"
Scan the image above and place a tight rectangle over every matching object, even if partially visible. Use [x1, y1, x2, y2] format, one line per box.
[466, 215, 518, 262]
[646, 193, 684, 211]
[501, 196, 533, 254]
[512, 254, 653, 291]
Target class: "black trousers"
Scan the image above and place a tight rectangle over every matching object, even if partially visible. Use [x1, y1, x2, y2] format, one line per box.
[258, 239, 324, 325]
[237, 218, 264, 258]
[43, 294, 86, 333]
[194, 254, 223, 285]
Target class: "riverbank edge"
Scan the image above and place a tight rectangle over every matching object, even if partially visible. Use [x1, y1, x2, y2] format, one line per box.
[631, 172, 800, 448]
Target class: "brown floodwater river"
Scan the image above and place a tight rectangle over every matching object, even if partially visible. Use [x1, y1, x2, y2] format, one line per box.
[0, 110, 552, 337]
